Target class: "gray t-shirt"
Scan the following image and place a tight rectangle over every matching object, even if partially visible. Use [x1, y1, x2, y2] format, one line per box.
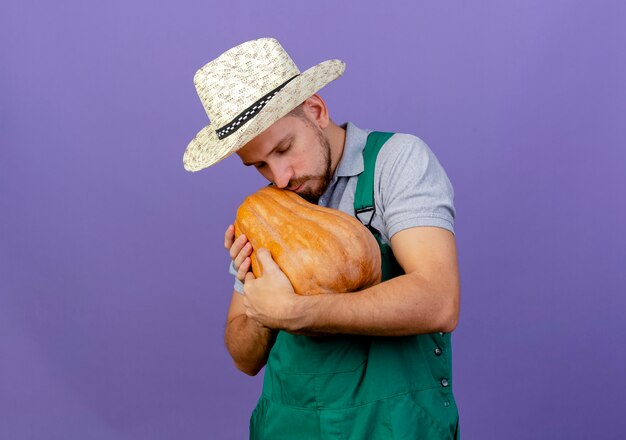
[229, 122, 455, 293]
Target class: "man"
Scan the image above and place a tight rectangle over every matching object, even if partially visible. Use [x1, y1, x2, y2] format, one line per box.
[184, 38, 460, 439]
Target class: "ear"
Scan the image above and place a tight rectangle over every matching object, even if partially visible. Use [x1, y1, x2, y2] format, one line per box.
[302, 94, 330, 129]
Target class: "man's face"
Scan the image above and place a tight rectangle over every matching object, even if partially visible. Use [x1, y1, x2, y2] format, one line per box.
[236, 114, 333, 203]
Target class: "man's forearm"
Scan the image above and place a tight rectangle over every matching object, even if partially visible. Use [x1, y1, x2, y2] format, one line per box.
[224, 314, 276, 376]
[293, 272, 459, 336]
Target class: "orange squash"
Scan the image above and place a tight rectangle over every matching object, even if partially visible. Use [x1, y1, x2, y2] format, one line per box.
[234, 186, 381, 295]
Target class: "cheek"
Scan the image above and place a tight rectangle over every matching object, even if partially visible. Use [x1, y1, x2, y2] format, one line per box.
[292, 134, 325, 177]
[295, 159, 317, 179]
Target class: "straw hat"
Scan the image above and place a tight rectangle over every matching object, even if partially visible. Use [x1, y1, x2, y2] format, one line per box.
[183, 38, 346, 172]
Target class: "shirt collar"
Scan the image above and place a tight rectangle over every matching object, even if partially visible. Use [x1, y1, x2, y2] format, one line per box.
[334, 122, 370, 178]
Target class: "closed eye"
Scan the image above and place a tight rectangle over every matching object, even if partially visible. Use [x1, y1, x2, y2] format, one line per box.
[276, 144, 291, 155]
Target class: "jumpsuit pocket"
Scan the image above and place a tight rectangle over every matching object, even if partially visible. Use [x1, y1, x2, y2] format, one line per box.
[318, 399, 394, 440]
[274, 332, 370, 374]
[387, 390, 460, 440]
[253, 398, 394, 440]
[265, 332, 371, 409]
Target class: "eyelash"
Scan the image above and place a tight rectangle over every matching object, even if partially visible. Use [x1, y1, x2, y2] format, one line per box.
[277, 144, 291, 155]
[254, 143, 291, 169]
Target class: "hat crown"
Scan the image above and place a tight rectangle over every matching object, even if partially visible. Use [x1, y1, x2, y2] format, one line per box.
[193, 38, 300, 129]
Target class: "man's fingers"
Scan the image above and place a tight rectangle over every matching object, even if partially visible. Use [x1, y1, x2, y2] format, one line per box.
[244, 271, 255, 283]
[229, 234, 248, 259]
[224, 225, 234, 249]
[237, 257, 251, 281]
[234, 242, 252, 269]
[256, 248, 277, 273]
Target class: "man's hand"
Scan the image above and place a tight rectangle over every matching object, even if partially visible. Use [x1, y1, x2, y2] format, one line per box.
[242, 248, 304, 331]
[224, 224, 252, 282]
[224, 226, 280, 375]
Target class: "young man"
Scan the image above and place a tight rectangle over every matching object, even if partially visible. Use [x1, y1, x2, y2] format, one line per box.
[184, 38, 460, 439]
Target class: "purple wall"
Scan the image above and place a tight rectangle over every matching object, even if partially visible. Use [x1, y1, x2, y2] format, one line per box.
[2, 1, 625, 438]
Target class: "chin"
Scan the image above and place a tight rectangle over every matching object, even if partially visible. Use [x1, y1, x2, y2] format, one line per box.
[300, 189, 324, 204]
[294, 179, 328, 203]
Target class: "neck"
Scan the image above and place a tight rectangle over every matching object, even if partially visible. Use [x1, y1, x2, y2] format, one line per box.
[325, 121, 347, 177]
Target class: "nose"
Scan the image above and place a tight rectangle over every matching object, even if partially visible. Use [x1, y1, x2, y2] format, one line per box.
[271, 162, 293, 189]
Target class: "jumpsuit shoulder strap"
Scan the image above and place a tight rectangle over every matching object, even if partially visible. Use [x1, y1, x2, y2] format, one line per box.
[354, 131, 394, 229]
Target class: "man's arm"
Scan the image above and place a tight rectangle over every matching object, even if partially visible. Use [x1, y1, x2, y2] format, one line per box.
[242, 226, 460, 336]
[224, 290, 276, 376]
[223, 225, 276, 376]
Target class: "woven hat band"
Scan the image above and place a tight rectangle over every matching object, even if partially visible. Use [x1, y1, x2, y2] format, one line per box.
[216, 74, 299, 140]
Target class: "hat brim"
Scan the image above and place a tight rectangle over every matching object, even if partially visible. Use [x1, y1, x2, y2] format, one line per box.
[183, 59, 346, 172]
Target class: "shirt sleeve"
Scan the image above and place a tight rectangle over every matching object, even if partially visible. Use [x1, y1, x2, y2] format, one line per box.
[228, 260, 245, 294]
[376, 133, 456, 239]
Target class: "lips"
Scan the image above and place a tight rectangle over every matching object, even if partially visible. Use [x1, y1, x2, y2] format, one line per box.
[290, 183, 303, 192]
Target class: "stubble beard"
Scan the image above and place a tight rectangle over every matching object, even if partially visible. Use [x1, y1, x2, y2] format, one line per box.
[295, 128, 333, 204]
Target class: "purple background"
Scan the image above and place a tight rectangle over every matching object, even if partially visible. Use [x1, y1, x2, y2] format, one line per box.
[2, 0, 625, 438]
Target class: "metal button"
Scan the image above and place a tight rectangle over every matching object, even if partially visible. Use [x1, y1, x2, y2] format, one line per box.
[441, 378, 449, 387]
[434, 347, 442, 356]
[444, 401, 450, 407]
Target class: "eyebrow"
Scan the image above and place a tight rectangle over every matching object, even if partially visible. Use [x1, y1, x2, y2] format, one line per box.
[242, 134, 292, 167]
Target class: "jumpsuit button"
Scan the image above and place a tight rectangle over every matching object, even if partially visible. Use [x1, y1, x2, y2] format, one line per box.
[434, 347, 443, 356]
[441, 378, 449, 387]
